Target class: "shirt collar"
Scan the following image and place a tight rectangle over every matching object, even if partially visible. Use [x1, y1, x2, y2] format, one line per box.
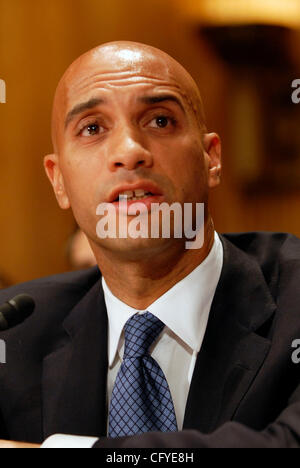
[102, 232, 223, 367]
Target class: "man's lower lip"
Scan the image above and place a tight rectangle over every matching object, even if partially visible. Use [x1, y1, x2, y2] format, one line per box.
[111, 195, 165, 212]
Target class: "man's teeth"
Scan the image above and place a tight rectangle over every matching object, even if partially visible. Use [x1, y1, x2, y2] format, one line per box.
[118, 189, 153, 201]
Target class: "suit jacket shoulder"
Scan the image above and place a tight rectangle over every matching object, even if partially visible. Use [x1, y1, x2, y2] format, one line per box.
[222, 231, 300, 298]
[0, 266, 101, 333]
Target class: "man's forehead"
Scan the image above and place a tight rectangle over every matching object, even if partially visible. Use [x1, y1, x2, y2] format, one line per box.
[88, 44, 170, 76]
[62, 45, 189, 106]
[52, 42, 206, 147]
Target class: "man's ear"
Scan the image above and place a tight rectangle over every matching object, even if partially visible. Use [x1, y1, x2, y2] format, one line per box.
[44, 154, 70, 209]
[202, 133, 222, 189]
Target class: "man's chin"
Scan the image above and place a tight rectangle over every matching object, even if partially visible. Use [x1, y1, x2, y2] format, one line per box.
[97, 236, 180, 260]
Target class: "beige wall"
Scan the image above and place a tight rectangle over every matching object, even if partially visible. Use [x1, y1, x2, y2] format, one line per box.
[0, 0, 299, 284]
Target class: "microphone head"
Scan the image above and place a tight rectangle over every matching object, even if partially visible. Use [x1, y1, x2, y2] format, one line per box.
[8, 294, 35, 319]
[0, 294, 35, 330]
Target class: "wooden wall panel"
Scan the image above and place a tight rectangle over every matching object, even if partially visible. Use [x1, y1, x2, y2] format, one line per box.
[0, 0, 299, 284]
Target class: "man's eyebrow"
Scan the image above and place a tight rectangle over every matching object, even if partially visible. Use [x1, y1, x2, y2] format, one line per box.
[138, 94, 185, 112]
[64, 97, 105, 129]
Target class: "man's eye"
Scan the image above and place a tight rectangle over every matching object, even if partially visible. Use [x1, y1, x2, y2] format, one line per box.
[148, 116, 174, 129]
[80, 123, 102, 137]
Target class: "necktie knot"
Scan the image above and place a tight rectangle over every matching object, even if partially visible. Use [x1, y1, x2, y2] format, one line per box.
[124, 311, 164, 359]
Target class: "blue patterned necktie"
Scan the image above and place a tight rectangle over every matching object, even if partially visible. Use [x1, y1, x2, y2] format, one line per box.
[108, 311, 178, 437]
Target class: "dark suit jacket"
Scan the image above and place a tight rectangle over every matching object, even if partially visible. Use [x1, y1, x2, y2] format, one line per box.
[0, 232, 300, 448]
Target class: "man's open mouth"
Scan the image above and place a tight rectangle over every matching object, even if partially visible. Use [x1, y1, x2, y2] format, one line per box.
[115, 189, 155, 202]
[108, 181, 163, 204]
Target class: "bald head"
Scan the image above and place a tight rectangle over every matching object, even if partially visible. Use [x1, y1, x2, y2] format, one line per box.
[45, 40, 221, 264]
[51, 41, 206, 152]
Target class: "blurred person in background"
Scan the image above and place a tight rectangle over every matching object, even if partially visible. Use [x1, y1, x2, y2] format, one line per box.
[0, 273, 11, 289]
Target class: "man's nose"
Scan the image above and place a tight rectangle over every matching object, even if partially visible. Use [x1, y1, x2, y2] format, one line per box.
[107, 127, 153, 172]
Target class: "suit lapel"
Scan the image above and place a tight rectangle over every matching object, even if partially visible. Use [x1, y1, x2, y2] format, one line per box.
[41, 235, 277, 437]
[42, 278, 108, 439]
[183, 235, 276, 433]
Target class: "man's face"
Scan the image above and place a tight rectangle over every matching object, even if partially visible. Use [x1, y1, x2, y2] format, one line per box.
[45, 44, 221, 257]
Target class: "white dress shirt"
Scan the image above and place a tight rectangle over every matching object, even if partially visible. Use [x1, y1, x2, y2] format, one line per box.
[42, 232, 223, 448]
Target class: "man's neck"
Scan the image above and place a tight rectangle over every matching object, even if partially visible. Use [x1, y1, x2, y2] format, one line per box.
[92, 218, 215, 310]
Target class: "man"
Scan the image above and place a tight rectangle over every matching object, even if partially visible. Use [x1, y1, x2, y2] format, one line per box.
[0, 41, 299, 448]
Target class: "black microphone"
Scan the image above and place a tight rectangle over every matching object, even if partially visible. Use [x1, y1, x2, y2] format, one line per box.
[0, 294, 35, 331]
